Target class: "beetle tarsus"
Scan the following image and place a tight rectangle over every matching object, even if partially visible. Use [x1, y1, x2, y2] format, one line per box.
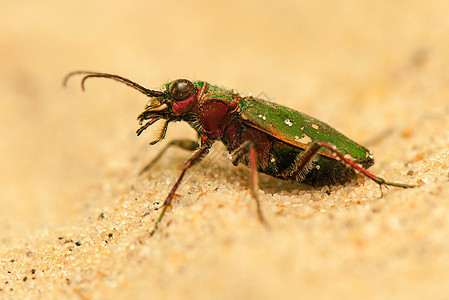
[150, 204, 170, 236]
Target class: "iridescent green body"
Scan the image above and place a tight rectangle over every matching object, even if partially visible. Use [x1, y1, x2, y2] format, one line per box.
[65, 71, 414, 235]
[235, 97, 374, 185]
[156, 80, 375, 186]
[165, 81, 374, 186]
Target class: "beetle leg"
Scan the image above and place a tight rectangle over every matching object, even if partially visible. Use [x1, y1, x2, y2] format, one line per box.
[293, 141, 415, 189]
[230, 141, 270, 228]
[139, 139, 199, 175]
[150, 144, 210, 236]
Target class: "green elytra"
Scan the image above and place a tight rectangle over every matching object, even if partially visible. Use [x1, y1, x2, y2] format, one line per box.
[64, 72, 416, 235]
[240, 97, 371, 161]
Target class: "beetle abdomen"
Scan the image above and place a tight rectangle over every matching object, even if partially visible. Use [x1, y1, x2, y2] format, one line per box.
[256, 138, 363, 186]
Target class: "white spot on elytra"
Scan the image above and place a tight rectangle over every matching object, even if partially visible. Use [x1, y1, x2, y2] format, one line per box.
[312, 124, 319, 129]
[344, 154, 353, 160]
[284, 119, 293, 126]
[316, 165, 321, 170]
[270, 157, 276, 162]
[258, 114, 267, 120]
[294, 135, 312, 144]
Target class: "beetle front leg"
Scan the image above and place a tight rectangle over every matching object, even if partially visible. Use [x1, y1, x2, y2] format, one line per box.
[150, 144, 210, 236]
[139, 139, 199, 175]
[291, 141, 415, 189]
[231, 141, 269, 228]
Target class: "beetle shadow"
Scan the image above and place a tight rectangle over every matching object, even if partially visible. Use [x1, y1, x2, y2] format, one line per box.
[202, 145, 316, 195]
[257, 172, 314, 194]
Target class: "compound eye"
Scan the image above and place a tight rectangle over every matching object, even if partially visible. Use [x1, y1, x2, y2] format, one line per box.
[168, 79, 195, 101]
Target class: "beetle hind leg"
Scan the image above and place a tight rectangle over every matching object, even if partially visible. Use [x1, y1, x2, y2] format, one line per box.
[291, 141, 415, 189]
[287, 143, 320, 182]
[315, 141, 415, 188]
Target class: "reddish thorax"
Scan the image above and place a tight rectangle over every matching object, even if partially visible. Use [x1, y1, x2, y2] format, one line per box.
[192, 84, 239, 140]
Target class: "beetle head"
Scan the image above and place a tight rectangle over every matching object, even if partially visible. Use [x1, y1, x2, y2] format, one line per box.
[136, 79, 199, 144]
[63, 72, 198, 145]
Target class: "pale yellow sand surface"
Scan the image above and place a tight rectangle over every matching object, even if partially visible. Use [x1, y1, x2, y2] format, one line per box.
[1, 1, 449, 299]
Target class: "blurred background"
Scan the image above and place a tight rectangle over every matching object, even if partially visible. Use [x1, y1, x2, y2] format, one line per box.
[1, 1, 449, 297]
[2, 0, 448, 236]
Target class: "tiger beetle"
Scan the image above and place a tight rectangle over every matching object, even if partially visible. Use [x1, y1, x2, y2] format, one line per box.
[64, 71, 416, 236]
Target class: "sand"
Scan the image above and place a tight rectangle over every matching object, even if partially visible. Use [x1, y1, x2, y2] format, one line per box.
[1, 0, 449, 299]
